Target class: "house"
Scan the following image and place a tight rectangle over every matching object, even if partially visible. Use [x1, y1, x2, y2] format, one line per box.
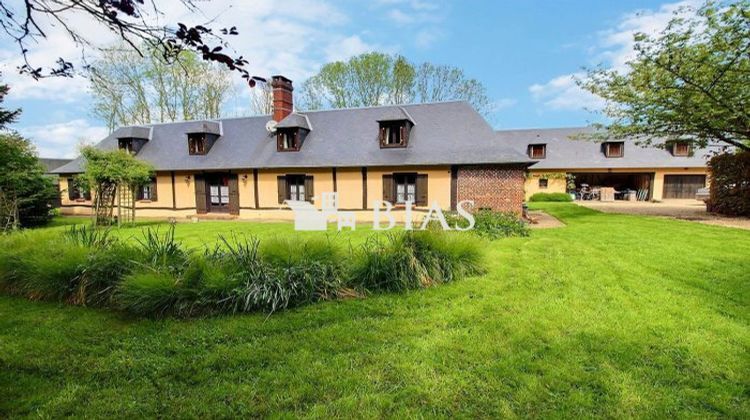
[53, 76, 533, 220]
[39, 158, 72, 207]
[494, 127, 722, 201]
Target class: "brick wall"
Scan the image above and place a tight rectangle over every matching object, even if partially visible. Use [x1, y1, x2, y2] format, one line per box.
[456, 165, 526, 215]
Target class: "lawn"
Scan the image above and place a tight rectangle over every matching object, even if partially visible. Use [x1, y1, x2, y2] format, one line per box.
[1, 204, 748, 417]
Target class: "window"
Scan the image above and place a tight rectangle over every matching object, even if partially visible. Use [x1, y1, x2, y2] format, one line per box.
[672, 141, 690, 156]
[379, 121, 409, 148]
[383, 173, 427, 206]
[118, 138, 133, 154]
[286, 175, 306, 201]
[67, 178, 90, 201]
[538, 178, 548, 189]
[137, 178, 157, 201]
[394, 173, 416, 204]
[188, 134, 207, 155]
[277, 129, 300, 151]
[528, 144, 546, 159]
[604, 142, 624, 158]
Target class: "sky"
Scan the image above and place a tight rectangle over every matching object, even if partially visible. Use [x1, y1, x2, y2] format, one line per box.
[0, 0, 699, 158]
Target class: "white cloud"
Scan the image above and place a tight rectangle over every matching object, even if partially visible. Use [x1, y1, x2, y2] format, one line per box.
[529, 72, 604, 111]
[528, 0, 700, 112]
[18, 119, 108, 158]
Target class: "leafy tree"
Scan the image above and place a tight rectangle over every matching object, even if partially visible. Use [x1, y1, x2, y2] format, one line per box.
[579, 0, 750, 151]
[90, 44, 233, 131]
[79, 147, 154, 225]
[298, 52, 491, 116]
[0, 73, 21, 130]
[0, 0, 264, 85]
[0, 133, 58, 231]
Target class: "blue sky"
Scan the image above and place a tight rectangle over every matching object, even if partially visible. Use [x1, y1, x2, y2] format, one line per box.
[0, 0, 696, 157]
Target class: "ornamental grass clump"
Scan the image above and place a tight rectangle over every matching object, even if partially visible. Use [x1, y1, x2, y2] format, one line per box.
[0, 224, 487, 318]
[350, 230, 486, 293]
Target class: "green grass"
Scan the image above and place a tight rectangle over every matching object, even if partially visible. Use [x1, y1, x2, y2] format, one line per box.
[1, 204, 748, 417]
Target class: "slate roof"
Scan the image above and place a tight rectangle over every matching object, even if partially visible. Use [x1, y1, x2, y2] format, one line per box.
[53, 101, 533, 174]
[493, 127, 725, 170]
[38, 158, 72, 173]
[275, 113, 311, 130]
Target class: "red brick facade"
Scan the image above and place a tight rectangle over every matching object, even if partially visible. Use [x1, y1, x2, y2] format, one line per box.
[456, 165, 526, 215]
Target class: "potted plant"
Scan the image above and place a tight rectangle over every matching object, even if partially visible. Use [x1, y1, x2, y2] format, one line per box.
[566, 173, 576, 200]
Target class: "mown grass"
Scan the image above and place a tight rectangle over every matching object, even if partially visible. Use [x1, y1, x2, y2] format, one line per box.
[1, 203, 749, 417]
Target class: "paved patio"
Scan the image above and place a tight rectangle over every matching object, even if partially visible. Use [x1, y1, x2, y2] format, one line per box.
[577, 199, 750, 230]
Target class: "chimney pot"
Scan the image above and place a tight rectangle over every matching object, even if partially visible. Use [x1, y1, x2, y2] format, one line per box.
[271, 75, 293, 122]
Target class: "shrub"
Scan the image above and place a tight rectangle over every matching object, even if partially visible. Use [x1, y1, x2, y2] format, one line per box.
[63, 224, 115, 248]
[708, 152, 750, 216]
[115, 270, 200, 317]
[74, 244, 145, 306]
[350, 230, 486, 293]
[18, 241, 88, 301]
[444, 210, 529, 240]
[529, 192, 573, 202]
[136, 225, 188, 273]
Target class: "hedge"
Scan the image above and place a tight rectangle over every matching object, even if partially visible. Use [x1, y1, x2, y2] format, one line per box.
[708, 152, 750, 217]
[529, 192, 573, 202]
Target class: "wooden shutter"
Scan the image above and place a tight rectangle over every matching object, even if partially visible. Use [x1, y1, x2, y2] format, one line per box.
[400, 124, 408, 145]
[194, 174, 207, 214]
[416, 174, 428, 206]
[150, 178, 158, 202]
[277, 175, 287, 204]
[382, 174, 394, 203]
[83, 189, 91, 201]
[67, 178, 76, 200]
[379, 126, 386, 146]
[304, 175, 314, 202]
[228, 174, 239, 215]
[135, 185, 144, 200]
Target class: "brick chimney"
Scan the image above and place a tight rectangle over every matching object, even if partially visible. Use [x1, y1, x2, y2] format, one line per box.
[271, 75, 293, 122]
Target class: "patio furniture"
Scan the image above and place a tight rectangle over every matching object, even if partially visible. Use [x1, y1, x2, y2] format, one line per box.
[599, 187, 615, 202]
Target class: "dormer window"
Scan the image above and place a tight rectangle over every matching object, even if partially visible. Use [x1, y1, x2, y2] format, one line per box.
[188, 133, 208, 155]
[604, 142, 624, 158]
[277, 128, 301, 152]
[671, 141, 690, 156]
[117, 137, 147, 155]
[118, 138, 133, 153]
[528, 144, 546, 159]
[379, 121, 409, 148]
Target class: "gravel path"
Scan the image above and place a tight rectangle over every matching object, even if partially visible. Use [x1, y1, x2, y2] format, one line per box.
[578, 200, 750, 230]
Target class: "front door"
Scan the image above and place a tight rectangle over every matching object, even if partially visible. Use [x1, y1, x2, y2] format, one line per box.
[206, 174, 231, 213]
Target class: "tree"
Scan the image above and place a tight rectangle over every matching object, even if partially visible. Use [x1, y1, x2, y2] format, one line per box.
[248, 78, 274, 116]
[90, 44, 233, 131]
[298, 52, 491, 116]
[578, 1, 750, 151]
[79, 147, 153, 225]
[0, 0, 264, 86]
[0, 133, 58, 231]
[0, 73, 21, 130]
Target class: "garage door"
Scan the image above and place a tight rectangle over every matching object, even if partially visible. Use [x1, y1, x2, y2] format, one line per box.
[663, 175, 706, 199]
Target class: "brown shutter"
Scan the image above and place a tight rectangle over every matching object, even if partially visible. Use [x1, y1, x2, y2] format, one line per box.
[277, 175, 287, 204]
[379, 126, 386, 146]
[194, 174, 207, 214]
[83, 189, 91, 201]
[416, 174, 428, 206]
[400, 124, 407, 145]
[228, 174, 239, 215]
[304, 175, 314, 202]
[135, 185, 144, 200]
[67, 178, 75, 200]
[150, 178, 158, 201]
[382, 174, 394, 203]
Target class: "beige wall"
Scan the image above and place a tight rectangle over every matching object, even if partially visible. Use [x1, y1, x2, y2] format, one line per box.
[59, 165, 454, 218]
[525, 172, 567, 199]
